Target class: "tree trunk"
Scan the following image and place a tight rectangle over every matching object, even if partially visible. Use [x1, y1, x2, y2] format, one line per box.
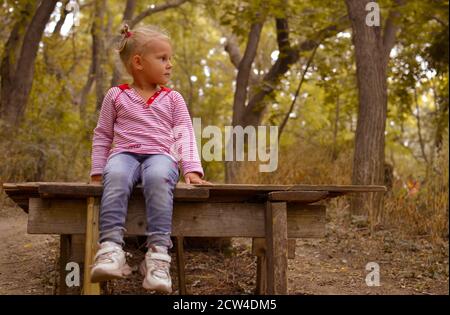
[345, 0, 401, 224]
[110, 0, 137, 87]
[332, 93, 340, 161]
[0, 1, 57, 127]
[223, 15, 348, 183]
[92, 0, 108, 112]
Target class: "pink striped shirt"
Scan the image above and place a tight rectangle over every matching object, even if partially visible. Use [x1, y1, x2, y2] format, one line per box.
[90, 84, 204, 178]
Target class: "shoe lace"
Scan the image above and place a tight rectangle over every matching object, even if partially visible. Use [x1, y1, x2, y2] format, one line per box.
[147, 256, 170, 278]
[94, 247, 132, 265]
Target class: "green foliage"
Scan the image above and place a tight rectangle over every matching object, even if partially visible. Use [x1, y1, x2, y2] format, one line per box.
[0, 0, 447, 188]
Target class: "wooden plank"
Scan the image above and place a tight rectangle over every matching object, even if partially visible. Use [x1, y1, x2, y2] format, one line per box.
[3, 182, 386, 196]
[38, 183, 210, 200]
[207, 190, 268, 203]
[83, 197, 100, 295]
[265, 201, 288, 295]
[286, 203, 326, 238]
[2, 183, 18, 189]
[175, 237, 187, 295]
[14, 182, 40, 190]
[3, 182, 385, 210]
[269, 191, 330, 202]
[199, 183, 387, 192]
[27, 198, 325, 238]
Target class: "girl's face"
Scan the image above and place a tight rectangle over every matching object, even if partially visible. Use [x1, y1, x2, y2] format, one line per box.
[132, 38, 173, 85]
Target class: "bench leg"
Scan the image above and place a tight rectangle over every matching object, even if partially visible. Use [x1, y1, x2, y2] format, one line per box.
[265, 201, 288, 294]
[83, 197, 101, 295]
[256, 255, 267, 294]
[252, 238, 267, 295]
[176, 236, 187, 295]
[58, 235, 71, 295]
[59, 235, 86, 295]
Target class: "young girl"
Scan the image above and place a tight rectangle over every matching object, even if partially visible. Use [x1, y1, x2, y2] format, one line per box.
[89, 24, 208, 293]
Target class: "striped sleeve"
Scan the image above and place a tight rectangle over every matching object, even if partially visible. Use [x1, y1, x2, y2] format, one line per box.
[170, 91, 204, 178]
[90, 87, 119, 176]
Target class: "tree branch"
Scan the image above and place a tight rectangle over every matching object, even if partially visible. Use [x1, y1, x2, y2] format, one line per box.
[278, 42, 320, 139]
[242, 15, 349, 126]
[52, 0, 70, 37]
[224, 34, 242, 68]
[16, 1, 58, 81]
[129, 0, 190, 28]
[224, 33, 259, 85]
[108, 0, 190, 51]
[1, 3, 34, 90]
[1, 0, 57, 125]
[232, 20, 264, 124]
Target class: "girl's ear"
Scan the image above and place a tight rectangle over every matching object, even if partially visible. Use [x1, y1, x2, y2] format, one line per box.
[131, 54, 144, 71]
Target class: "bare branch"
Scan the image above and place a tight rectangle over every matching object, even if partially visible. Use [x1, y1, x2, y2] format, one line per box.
[242, 16, 349, 126]
[224, 34, 259, 85]
[52, 0, 70, 37]
[224, 34, 242, 68]
[130, 0, 190, 28]
[232, 21, 264, 124]
[278, 42, 320, 139]
[108, 0, 189, 50]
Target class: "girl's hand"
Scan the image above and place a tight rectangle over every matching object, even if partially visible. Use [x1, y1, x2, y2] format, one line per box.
[184, 172, 211, 184]
[90, 175, 102, 183]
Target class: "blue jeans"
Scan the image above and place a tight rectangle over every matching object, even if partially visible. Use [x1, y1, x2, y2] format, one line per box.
[99, 152, 179, 249]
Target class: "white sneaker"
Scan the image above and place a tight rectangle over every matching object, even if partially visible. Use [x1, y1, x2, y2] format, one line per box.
[139, 246, 172, 293]
[90, 241, 132, 283]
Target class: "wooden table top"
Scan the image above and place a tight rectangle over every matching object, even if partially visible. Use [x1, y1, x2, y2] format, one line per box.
[3, 181, 386, 192]
[3, 181, 386, 212]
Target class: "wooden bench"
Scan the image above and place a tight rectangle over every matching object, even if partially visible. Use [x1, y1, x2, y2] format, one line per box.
[2, 182, 385, 295]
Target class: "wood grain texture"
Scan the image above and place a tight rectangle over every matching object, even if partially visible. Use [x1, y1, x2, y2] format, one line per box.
[265, 202, 288, 295]
[269, 191, 331, 202]
[27, 198, 326, 238]
[83, 197, 100, 295]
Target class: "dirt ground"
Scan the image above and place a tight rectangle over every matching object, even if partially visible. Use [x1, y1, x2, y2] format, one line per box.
[0, 202, 448, 295]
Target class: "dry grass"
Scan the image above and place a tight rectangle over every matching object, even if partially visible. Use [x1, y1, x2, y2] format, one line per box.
[384, 141, 449, 245]
[236, 137, 448, 246]
[237, 140, 353, 185]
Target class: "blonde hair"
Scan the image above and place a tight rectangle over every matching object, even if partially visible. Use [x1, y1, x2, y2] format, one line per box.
[117, 24, 171, 73]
